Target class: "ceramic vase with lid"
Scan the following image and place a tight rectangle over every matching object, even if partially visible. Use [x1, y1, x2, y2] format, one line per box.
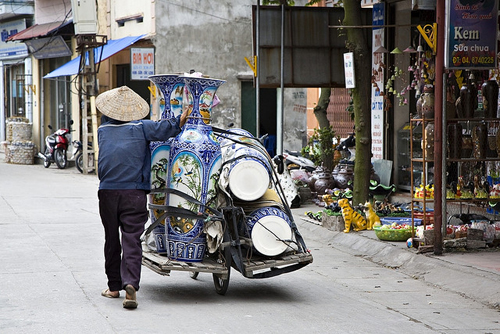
[336, 163, 354, 189]
[314, 169, 336, 195]
[165, 76, 225, 262]
[482, 80, 499, 118]
[148, 74, 185, 253]
[421, 85, 435, 119]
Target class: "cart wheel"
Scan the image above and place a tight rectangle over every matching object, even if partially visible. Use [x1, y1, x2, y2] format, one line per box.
[213, 242, 232, 295]
[213, 269, 230, 295]
[190, 271, 199, 279]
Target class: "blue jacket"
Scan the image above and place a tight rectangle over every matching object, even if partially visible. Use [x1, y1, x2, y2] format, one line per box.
[97, 115, 181, 191]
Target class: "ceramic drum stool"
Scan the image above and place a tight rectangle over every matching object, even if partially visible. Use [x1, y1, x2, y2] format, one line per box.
[218, 129, 272, 201]
[245, 206, 293, 257]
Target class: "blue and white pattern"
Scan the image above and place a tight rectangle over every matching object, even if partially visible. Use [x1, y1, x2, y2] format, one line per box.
[165, 76, 225, 262]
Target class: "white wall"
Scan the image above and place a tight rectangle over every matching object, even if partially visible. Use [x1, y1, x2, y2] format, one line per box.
[35, 0, 72, 24]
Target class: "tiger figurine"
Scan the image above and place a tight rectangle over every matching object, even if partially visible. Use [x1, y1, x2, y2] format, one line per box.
[338, 198, 367, 233]
[363, 201, 380, 230]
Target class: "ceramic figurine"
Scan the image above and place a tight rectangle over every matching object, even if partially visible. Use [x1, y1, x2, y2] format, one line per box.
[363, 201, 380, 230]
[338, 198, 367, 233]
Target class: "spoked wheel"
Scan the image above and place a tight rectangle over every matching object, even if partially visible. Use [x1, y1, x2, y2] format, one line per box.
[54, 148, 67, 169]
[43, 148, 51, 168]
[75, 152, 83, 173]
[213, 234, 232, 295]
[190, 271, 199, 279]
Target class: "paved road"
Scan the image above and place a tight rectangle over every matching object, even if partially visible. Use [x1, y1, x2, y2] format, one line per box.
[1, 156, 499, 333]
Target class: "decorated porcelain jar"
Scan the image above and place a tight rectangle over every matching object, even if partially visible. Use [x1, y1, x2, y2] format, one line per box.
[165, 76, 225, 262]
[148, 74, 186, 253]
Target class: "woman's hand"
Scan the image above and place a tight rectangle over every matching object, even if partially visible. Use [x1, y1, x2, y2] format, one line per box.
[179, 110, 188, 128]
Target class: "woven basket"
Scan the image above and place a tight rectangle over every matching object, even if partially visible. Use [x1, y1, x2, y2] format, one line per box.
[8, 141, 35, 165]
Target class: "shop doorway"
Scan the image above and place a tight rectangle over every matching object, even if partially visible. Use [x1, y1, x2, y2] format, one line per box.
[240, 82, 277, 138]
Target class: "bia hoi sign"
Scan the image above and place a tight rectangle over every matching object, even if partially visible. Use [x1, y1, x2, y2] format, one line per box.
[445, 0, 498, 69]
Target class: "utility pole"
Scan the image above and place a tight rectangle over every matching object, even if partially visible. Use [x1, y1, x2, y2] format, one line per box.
[76, 35, 106, 174]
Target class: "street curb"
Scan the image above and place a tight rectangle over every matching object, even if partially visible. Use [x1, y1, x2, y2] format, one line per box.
[295, 213, 500, 310]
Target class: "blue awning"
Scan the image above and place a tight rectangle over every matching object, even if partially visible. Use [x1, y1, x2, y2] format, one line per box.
[44, 35, 146, 79]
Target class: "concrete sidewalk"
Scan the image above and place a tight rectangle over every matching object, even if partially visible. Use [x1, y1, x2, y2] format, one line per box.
[0, 151, 499, 313]
[292, 203, 500, 309]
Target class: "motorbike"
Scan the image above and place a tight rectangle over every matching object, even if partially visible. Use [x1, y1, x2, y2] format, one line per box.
[71, 140, 95, 173]
[282, 149, 316, 172]
[336, 133, 356, 161]
[38, 122, 72, 169]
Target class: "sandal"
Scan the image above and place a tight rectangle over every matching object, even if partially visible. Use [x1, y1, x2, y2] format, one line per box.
[123, 285, 138, 309]
[101, 288, 120, 298]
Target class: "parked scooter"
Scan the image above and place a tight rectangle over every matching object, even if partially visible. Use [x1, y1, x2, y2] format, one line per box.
[71, 140, 94, 173]
[282, 149, 316, 172]
[38, 122, 72, 169]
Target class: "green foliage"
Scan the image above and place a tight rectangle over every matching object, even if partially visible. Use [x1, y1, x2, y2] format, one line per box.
[301, 125, 339, 166]
[345, 89, 355, 120]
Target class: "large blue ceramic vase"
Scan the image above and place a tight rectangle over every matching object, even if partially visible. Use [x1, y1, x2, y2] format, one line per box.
[148, 74, 185, 254]
[165, 76, 225, 262]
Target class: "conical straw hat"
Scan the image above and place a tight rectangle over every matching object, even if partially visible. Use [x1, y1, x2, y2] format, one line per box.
[95, 86, 149, 121]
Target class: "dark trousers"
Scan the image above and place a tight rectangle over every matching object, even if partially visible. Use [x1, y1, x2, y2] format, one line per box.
[98, 189, 148, 291]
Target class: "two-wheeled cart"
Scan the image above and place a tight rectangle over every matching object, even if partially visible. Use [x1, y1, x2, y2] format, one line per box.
[142, 191, 313, 295]
[142, 129, 313, 295]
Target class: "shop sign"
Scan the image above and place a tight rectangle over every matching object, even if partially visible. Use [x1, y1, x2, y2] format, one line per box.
[0, 19, 28, 60]
[371, 2, 384, 160]
[131, 47, 155, 80]
[343, 52, 355, 88]
[445, 0, 498, 69]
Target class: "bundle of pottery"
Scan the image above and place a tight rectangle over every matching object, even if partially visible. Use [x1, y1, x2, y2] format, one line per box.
[217, 129, 294, 257]
[146, 74, 225, 262]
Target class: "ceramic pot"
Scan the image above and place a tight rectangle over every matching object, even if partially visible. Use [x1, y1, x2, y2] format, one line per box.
[447, 123, 462, 159]
[165, 76, 225, 262]
[421, 86, 435, 119]
[314, 171, 336, 195]
[460, 84, 477, 119]
[370, 164, 381, 184]
[415, 94, 423, 119]
[482, 80, 499, 118]
[336, 164, 354, 189]
[422, 123, 435, 160]
[308, 165, 325, 192]
[472, 122, 488, 159]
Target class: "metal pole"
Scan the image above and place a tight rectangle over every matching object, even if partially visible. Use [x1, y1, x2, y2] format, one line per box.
[277, 3, 285, 155]
[256, 0, 260, 137]
[433, 0, 445, 255]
